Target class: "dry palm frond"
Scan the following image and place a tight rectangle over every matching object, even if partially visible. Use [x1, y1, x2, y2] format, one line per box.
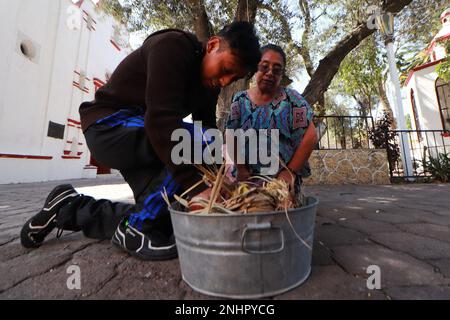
[207, 163, 226, 213]
[167, 164, 299, 215]
[161, 187, 171, 207]
[162, 165, 311, 251]
[179, 179, 206, 199]
[283, 206, 312, 250]
[194, 164, 233, 196]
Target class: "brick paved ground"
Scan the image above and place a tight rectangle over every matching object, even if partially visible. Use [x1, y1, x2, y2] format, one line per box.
[0, 176, 449, 300]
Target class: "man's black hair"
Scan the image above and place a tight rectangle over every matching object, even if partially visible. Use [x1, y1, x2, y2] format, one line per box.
[217, 21, 261, 76]
[260, 44, 287, 67]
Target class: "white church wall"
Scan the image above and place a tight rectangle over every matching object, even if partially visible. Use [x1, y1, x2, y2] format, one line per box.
[0, 0, 56, 155]
[0, 0, 130, 184]
[412, 68, 443, 132]
[404, 67, 450, 160]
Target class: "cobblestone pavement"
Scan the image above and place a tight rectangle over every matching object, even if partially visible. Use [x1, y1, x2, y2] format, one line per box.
[0, 176, 449, 300]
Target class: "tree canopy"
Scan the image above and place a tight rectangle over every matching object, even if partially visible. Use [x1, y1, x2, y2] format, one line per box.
[97, 0, 446, 124]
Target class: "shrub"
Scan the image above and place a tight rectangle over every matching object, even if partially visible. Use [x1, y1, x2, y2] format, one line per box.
[423, 153, 450, 182]
[369, 111, 400, 168]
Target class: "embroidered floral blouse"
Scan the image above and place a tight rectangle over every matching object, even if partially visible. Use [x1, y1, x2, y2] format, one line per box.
[225, 87, 315, 179]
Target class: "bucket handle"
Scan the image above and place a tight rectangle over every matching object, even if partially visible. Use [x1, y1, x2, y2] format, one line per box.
[241, 222, 285, 254]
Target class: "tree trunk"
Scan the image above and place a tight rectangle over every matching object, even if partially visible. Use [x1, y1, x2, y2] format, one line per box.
[216, 79, 248, 131]
[353, 95, 370, 118]
[378, 81, 396, 128]
[298, 0, 315, 78]
[191, 0, 212, 43]
[216, 0, 259, 131]
[234, 0, 259, 22]
[314, 92, 326, 116]
[302, 0, 413, 106]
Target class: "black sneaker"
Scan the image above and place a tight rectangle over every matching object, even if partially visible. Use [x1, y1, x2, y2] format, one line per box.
[111, 218, 178, 261]
[20, 184, 79, 248]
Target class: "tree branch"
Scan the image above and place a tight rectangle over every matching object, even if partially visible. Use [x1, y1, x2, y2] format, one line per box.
[259, 1, 315, 77]
[302, 0, 413, 107]
[217, 0, 260, 131]
[187, 0, 212, 43]
[298, 0, 315, 77]
[234, 0, 260, 22]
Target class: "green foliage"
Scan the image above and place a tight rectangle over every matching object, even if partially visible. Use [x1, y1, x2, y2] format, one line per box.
[398, 50, 430, 85]
[301, 0, 377, 57]
[436, 59, 450, 83]
[255, 1, 301, 78]
[96, 0, 442, 116]
[423, 153, 450, 182]
[405, 114, 412, 130]
[205, 0, 238, 33]
[335, 35, 382, 114]
[435, 40, 450, 83]
[397, 1, 449, 84]
[329, 0, 448, 115]
[396, 0, 448, 53]
[96, 0, 130, 24]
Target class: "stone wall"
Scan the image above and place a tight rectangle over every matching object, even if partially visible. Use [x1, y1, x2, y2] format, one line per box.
[303, 149, 390, 185]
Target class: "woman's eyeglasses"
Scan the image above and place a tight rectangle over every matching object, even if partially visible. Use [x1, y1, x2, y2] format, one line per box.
[258, 64, 284, 76]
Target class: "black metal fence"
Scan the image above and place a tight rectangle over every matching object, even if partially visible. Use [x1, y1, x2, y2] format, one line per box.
[315, 115, 375, 150]
[314, 115, 450, 181]
[387, 129, 450, 180]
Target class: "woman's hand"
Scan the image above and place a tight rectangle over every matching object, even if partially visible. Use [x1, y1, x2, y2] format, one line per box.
[276, 169, 296, 207]
[277, 169, 295, 192]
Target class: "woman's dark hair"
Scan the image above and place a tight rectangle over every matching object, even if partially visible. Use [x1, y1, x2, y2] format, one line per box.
[261, 44, 286, 67]
[218, 21, 261, 76]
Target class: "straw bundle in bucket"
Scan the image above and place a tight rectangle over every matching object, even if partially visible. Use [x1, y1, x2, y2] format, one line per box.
[162, 163, 311, 250]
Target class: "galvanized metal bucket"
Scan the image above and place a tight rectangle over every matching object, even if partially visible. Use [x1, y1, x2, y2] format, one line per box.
[169, 196, 319, 299]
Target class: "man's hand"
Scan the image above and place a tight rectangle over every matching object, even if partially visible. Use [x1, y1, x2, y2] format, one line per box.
[188, 188, 212, 212]
[236, 164, 251, 182]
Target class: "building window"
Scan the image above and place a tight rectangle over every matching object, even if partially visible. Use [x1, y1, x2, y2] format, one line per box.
[16, 31, 40, 63]
[435, 78, 450, 132]
[410, 89, 422, 141]
[47, 121, 65, 139]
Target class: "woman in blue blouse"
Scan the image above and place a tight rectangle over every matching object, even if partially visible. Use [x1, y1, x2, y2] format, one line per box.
[225, 44, 318, 197]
